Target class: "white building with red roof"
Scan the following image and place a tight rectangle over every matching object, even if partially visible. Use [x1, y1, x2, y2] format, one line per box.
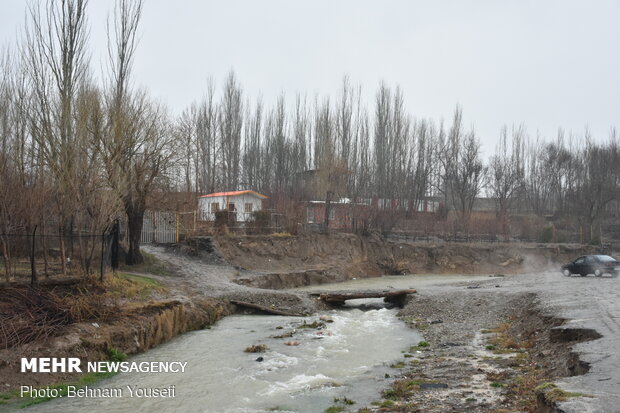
[198, 190, 268, 222]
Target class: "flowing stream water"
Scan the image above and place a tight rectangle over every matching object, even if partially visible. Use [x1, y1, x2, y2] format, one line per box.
[29, 274, 489, 412]
[30, 302, 421, 413]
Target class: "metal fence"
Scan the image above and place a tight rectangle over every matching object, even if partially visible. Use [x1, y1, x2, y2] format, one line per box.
[0, 228, 118, 285]
[140, 210, 178, 244]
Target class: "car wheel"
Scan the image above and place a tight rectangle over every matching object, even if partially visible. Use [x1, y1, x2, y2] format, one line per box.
[595, 269, 603, 277]
[563, 269, 571, 277]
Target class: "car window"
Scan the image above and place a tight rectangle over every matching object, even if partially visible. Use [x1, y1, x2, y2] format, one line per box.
[575, 258, 585, 264]
[596, 255, 616, 262]
[585, 256, 596, 263]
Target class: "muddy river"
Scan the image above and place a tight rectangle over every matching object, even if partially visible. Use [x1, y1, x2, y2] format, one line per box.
[29, 304, 420, 413]
[29, 274, 490, 413]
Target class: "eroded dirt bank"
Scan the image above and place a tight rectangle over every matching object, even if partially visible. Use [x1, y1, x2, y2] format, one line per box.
[359, 286, 601, 412]
[0, 292, 232, 394]
[1, 234, 606, 412]
[209, 233, 595, 289]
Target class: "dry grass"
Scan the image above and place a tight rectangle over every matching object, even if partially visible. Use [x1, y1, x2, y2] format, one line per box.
[118, 251, 171, 277]
[104, 272, 165, 299]
[0, 271, 168, 349]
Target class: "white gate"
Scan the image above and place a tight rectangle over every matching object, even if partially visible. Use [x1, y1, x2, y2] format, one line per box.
[140, 210, 177, 244]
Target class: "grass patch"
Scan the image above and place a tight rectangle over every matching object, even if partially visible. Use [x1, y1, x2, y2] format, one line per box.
[534, 382, 557, 392]
[390, 361, 406, 369]
[333, 396, 355, 405]
[105, 272, 166, 300]
[408, 341, 430, 352]
[383, 379, 441, 400]
[323, 406, 344, 413]
[535, 382, 591, 402]
[272, 232, 293, 237]
[118, 251, 171, 277]
[107, 347, 127, 362]
[490, 382, 505, 388]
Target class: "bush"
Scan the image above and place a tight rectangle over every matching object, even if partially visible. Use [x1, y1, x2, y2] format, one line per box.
[246, 210, 271, 235]
[214, 209, 236, 234]
[539, 225, 554, 243]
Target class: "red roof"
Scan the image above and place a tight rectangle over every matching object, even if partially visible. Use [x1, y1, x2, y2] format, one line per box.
[199, 190, 268, 199]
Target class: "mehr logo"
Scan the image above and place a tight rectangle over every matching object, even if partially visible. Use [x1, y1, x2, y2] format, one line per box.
[21, 357, 188, 373]
[21, 358, 82, 373]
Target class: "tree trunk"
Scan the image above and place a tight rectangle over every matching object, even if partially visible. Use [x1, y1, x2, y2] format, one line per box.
[323, 190, 333, 234]
[1, 238, 12, 282]
[126, 208, 145, 265]
[41, 223, 49, 277]
[30, 226, 38, 286]
[59, 228, 68, 276]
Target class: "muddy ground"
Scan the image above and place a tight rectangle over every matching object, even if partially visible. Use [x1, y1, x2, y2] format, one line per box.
[0, 233, 612, 412]
[359, 282, 598, 413]
[148, 235, 611, 412]
[211, 233, 594, 288]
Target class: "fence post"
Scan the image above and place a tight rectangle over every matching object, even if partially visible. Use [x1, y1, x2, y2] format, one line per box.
[30, 226, 38, 286]
[100, 229, 107, 282]
[111, 220, 119, 272]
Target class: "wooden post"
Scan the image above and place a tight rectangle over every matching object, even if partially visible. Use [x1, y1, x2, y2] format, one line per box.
[30, 226, 38, 286]
[100, 229, 106, 282]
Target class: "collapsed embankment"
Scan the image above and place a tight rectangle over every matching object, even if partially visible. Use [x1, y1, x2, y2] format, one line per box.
[209, 233, 596, 289]
[364, 289, 602, 412]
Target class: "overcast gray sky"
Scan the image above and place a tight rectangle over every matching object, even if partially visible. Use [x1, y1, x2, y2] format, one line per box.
[1, 0, 619, 155]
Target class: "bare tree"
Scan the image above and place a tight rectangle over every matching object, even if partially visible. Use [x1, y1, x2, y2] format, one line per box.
[441, 106, 485, 230]
[487, 125, 525, 237]
[219, 71, 243, 190]
[24, 0, 91, 276]
[101, 0, 174, 265]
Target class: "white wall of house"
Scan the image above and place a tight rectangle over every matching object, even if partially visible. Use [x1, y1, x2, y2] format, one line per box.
[198, 193, 264, 222]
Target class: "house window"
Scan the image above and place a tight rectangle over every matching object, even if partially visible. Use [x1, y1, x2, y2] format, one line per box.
[329, 208, 335, 220]
[211, 202, 220, 212]
[245, 203, 253, 213]
[228, 202, 236, 211]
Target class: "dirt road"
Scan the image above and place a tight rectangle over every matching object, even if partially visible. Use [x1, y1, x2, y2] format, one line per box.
[141, 245, 322, 316]
[405, 271, 620, 412]
[497, 271, 620, 413]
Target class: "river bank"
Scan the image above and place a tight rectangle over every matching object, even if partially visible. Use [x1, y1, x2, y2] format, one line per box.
[0, 273, 233, 408]
[363, 286, 597, 412]
[1, 234, 607, 412]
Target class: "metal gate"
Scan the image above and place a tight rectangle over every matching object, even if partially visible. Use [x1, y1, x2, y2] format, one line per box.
[140, 210, 177, 244]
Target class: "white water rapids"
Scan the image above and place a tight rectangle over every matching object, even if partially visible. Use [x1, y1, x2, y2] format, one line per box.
[30, 302, 421, 413]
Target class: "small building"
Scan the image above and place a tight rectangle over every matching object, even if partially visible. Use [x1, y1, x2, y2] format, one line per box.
[198, 190, 268, 222]
[305, 198, 370, 230]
